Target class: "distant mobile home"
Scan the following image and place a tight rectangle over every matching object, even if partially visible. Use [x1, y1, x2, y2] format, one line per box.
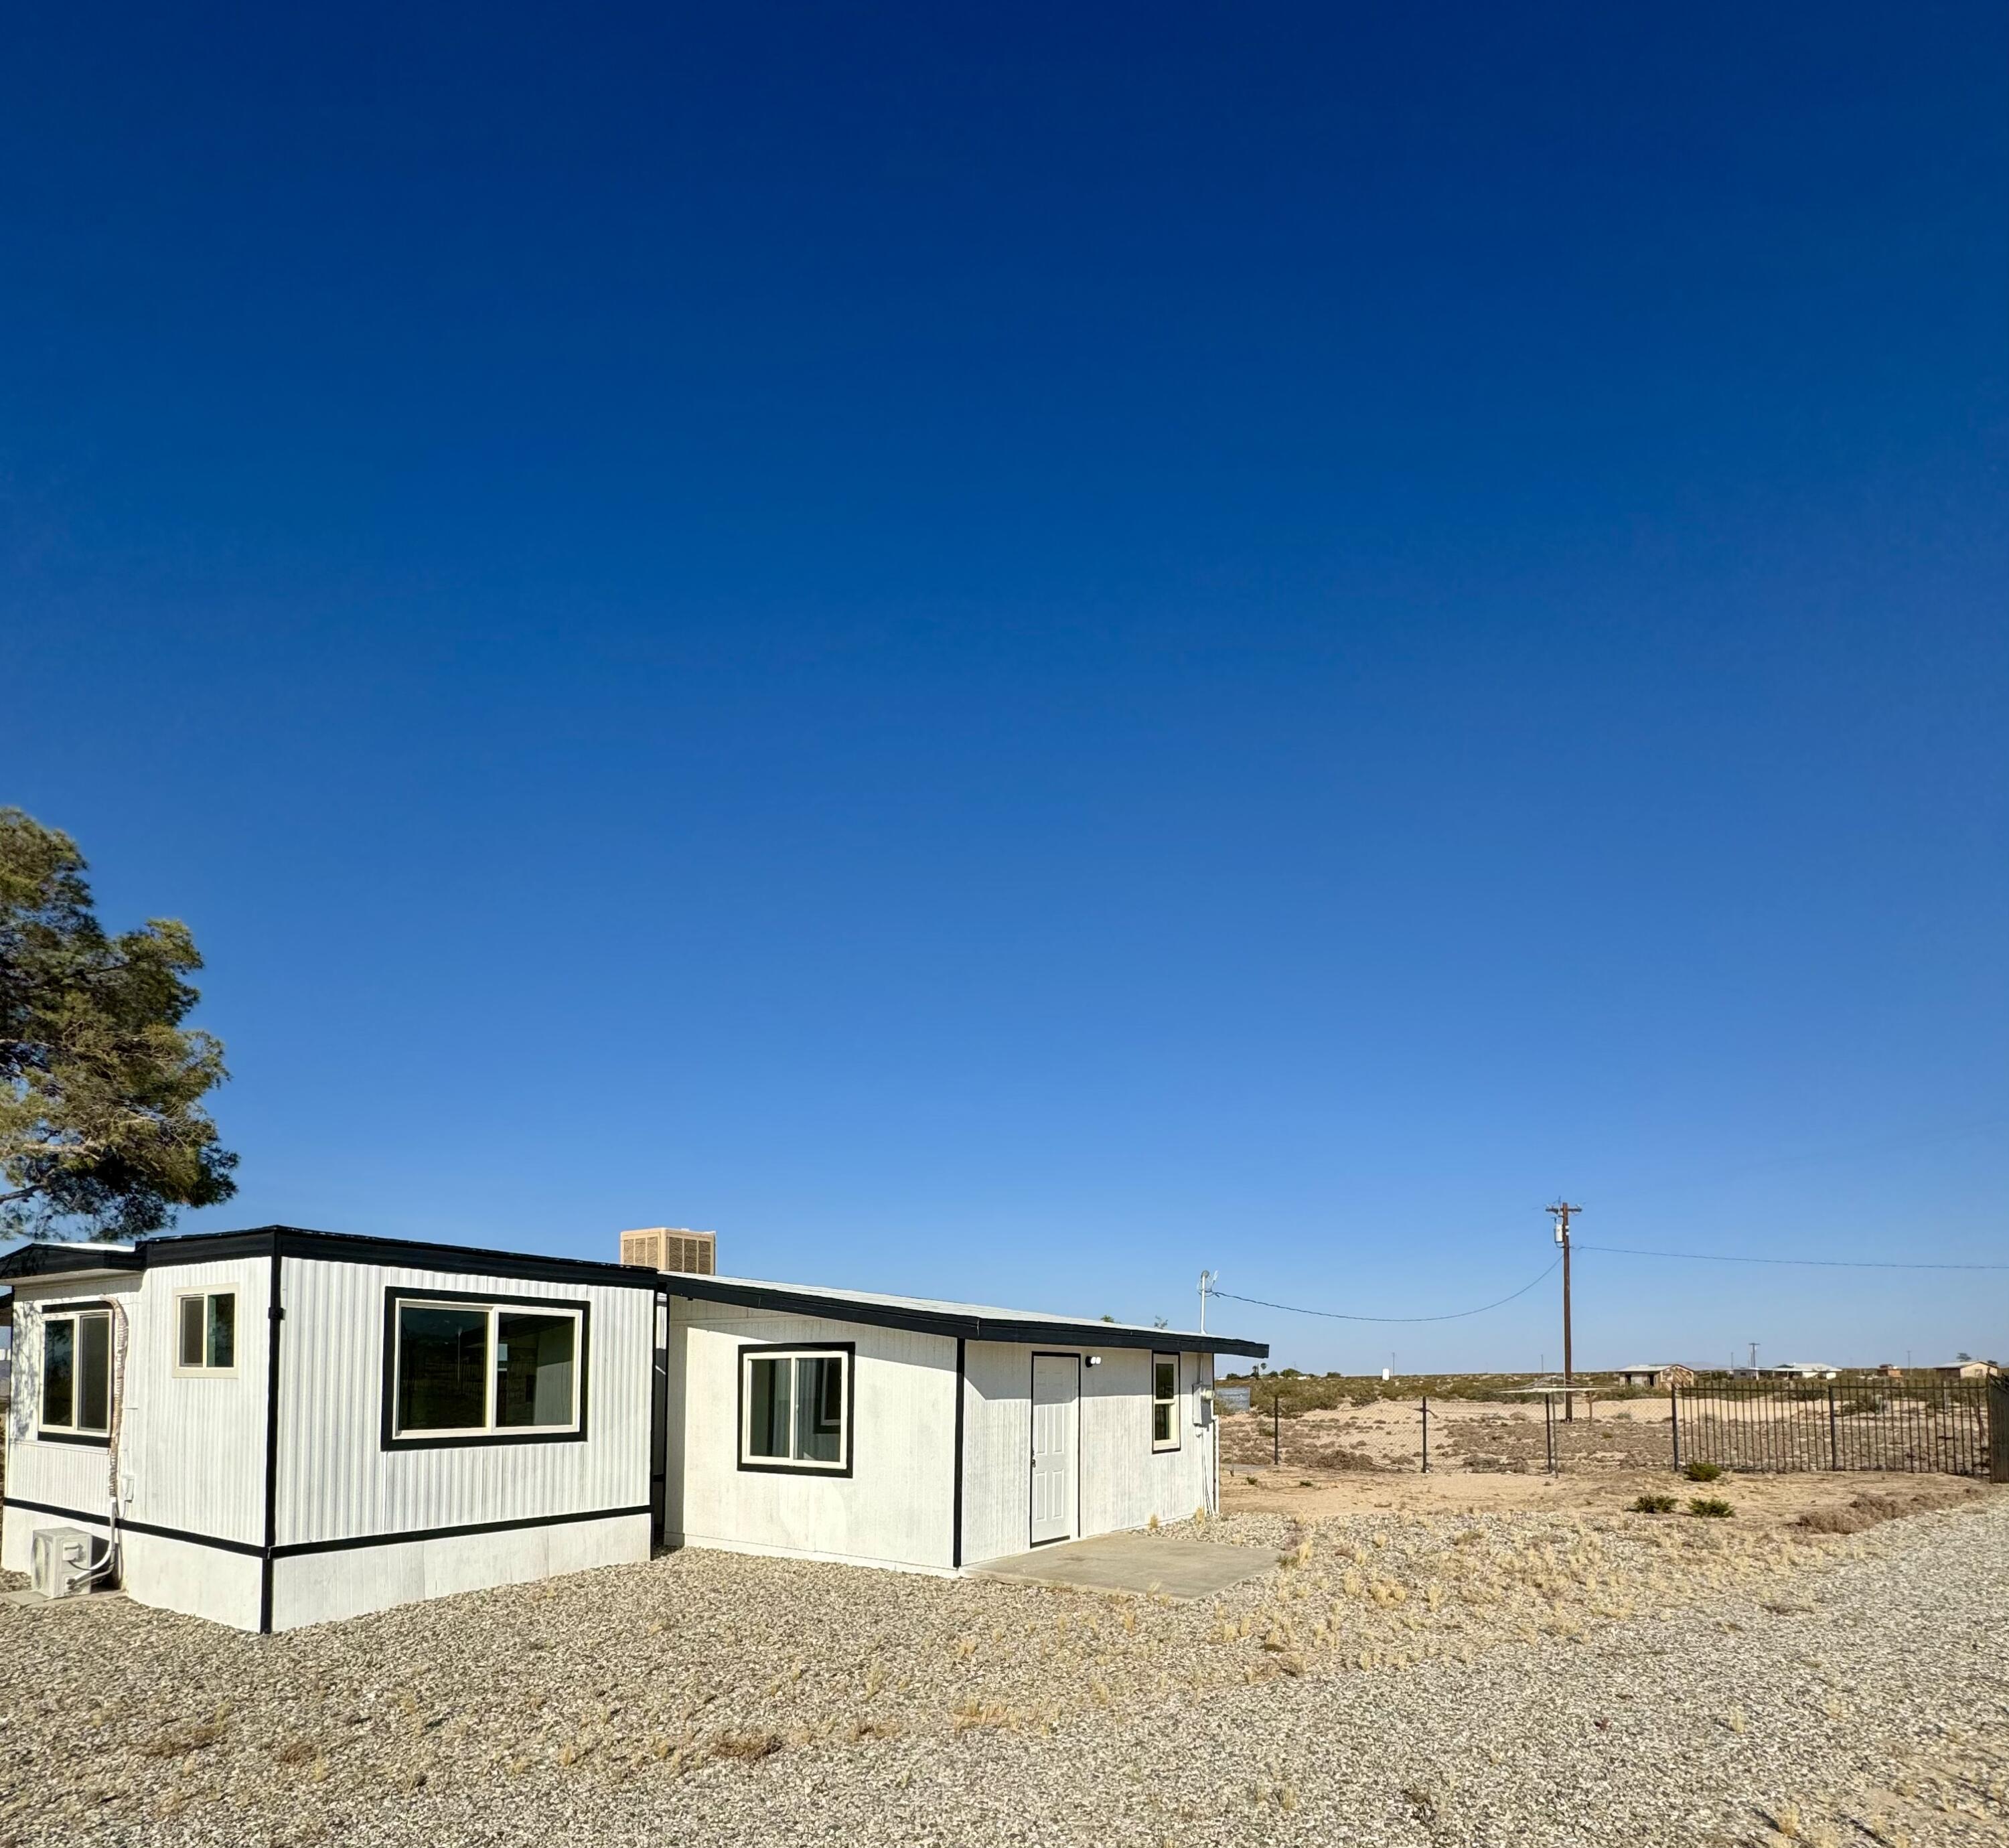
[1612, 1363, 1696, 1389]
[0, 1227, 1265, 1631]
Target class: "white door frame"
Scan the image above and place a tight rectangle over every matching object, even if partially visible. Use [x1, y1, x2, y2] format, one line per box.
[1029, 1351, 1081, 1547]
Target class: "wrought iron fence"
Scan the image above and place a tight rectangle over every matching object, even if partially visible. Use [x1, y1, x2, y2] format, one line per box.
[1671, 1374, 1996, 1480]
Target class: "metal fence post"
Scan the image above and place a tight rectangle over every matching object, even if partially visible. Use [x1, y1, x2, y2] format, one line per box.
[1421, 1396, 1430, 1474]
[1272, 1391, 1280, 1466]
[1828, 1383, 1840, 1471]
[1545, 1392, 1556, 1474]
[1669, 1383, 1680, 1472]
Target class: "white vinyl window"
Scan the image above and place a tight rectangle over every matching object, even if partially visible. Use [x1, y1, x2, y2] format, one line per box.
[739, 1346, 850, 1473]
[174, 1291, 238, 1374]
[390, 1298, 583, 1441]
[1152, 1352, 1181, 1451]
[42, 1308, 113, 1439]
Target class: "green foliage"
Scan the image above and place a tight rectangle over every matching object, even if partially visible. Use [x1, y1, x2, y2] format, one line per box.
[1629, 1493, 1678, 1514]
[0, 809, 236, 1240]
[1684, 1460, 1725, 1482]
[1687, 1497, 1734, 1519]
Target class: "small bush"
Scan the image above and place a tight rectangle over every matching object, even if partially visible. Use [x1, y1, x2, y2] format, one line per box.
[1687, 1496, 1733, 1519]
[1629, 1493, 1677, 1514]
[1683, 1460, 1724, 1482]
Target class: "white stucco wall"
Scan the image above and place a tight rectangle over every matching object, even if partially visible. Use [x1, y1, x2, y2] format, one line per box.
[667, 1299, 960, 1573]
[959, 1341, 1213, 1566]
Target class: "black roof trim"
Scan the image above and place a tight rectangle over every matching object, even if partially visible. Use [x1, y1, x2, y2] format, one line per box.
[660, 1274, 1271, 1359]
[0, 1243, 144, 1282]
[0, 1226, 1271, 1355]
[86, 1225, 657, 1291]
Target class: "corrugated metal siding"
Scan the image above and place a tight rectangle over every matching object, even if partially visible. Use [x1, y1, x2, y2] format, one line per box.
[128, 1257, 271, 1544]
[669, 1300, 957, 1571]
[275, 1259, 653, 1547]
[3, 1277, 145, 1534]
[960, 1342, 1214, 1565]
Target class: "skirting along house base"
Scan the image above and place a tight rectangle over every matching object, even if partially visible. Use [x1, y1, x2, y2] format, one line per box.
[0, 1227, 1265, 1630]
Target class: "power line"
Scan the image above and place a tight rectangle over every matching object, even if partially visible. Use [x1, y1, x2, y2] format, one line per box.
[1210, 1256, 1561, 1324]
[1576, 1241, 2009, 1273]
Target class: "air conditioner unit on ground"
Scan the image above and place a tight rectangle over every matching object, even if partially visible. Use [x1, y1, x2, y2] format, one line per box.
[619, 1227, 717, 1275]
[30, 1527, 99, 1600]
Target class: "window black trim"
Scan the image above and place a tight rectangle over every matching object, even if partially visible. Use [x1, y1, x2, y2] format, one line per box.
[1151, 1351, 1183, 1454]
[1027, 1350, 1083, 1549]
[36, 1299, 115, 1443]
[735, 1341, 856, 1478]
[380, 1286, 591, 1450]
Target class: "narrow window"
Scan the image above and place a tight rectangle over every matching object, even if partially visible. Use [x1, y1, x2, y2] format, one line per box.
[740, 1346, 850, 1472]
[44, 1318, 75, 1429]
[1152, 1353, 1180, 1451]
[175, 1292, 238, 1373]
[41, 1308, 112, 1438]
[387, 1296, 585, 1442]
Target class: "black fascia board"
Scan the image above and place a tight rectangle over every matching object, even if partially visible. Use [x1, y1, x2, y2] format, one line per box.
[134, 1225, 660, 1291]
[660, 1274, 1270, 1359]
[0, 1242, 144, 1282]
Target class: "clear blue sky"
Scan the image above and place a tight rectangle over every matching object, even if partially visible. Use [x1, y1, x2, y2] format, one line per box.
[5, 4, 2004, 1371]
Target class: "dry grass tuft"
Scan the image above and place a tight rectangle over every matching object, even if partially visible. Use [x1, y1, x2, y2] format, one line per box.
[136, 1717, 229, 1759]
[709, 1729, 783, 1762]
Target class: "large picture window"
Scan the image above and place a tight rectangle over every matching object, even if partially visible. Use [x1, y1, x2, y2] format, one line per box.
[738, 1344, 852, 1474]
[1152, 1352, 1181, 1451]
[42, 1306, 113, 1442]
[383, 1290, 587, 1448]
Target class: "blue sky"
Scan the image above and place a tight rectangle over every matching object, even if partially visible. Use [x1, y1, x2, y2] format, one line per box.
[5, 3, 2004, 1371]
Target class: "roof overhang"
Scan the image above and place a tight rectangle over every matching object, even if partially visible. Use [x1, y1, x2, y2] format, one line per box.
[0, 1241, 143, 1286]
[659, 1273, 1270, 1358]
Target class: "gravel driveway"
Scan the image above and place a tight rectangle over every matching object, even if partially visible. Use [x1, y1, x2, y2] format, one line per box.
[2, 1491, 2004, 1847]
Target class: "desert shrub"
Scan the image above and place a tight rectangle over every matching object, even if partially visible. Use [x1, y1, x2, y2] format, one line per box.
[1629, 1493, 1677, 1514]
[1683, 1460, 1724, 1482]
[1687, 1496, 1733, 1519]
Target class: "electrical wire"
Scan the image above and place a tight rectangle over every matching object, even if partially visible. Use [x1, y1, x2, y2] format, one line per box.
[1574, 1241, 2009, 1272]
[1209, 1255, 1562, 1324]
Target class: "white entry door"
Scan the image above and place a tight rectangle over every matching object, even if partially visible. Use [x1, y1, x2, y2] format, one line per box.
[1030, 1354, 1080, 1545]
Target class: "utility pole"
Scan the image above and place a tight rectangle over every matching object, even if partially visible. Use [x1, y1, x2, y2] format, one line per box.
[1548, 1203, 1582, 1421]
[1197, 1271, 1216, 1336]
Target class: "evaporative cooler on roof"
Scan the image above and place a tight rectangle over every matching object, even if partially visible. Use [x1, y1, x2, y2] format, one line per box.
[619, 1227, 717, 1275]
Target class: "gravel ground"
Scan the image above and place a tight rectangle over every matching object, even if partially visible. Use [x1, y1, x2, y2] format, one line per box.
[1, 1490, 2004, 1847]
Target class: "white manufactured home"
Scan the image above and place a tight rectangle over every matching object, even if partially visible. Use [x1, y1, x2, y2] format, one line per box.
[0, 1226, 1266, 1631]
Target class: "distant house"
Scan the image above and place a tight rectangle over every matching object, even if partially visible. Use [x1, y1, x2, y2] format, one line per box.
[1873, 1363, 1903, 1379]
[1613, 1363, 1695, 1389]
[1936, 1359, 1994, 1379]
[1767, 1361, 1839, 1381]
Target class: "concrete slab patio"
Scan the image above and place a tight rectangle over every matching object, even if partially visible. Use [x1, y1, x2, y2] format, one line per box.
[968, 1533, 1280, 1600]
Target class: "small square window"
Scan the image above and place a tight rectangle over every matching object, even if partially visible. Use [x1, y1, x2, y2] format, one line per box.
[739, 1346, 851, 1473]
[175, 1292, 237, 1373]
